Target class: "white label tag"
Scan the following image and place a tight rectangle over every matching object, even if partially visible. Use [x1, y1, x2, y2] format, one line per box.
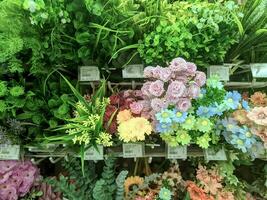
[0, 145, 20, 160]
[251, 64, 267, 78]
[167, 145, 187, 159]
[79, 66, 100, 81]
[122, 64, 144, 78]
[207, 66, 229, 81]
[84, 145, 103, 160]
[205, 147, 227, 161]
[123, 143, 144, 158]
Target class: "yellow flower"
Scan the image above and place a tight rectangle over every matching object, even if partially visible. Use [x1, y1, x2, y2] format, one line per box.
[118, 117, 152, 142]
[124, 176, 144, 195]
[117, 109, 132, 124]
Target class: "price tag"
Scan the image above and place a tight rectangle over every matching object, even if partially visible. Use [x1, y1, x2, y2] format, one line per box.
[122, 64, 144, 78]
[205, 147, 227, 161]
[79, 66, 100, 81]
[84, 145, 104, 160]
[0, 145, 20, 160]
[207, 66, 229, 81]
[250, 64, 267, 78]
[167, 145, 187, 159]
[123, 143, 144, 158]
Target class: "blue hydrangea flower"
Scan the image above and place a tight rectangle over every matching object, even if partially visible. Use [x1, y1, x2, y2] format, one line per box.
[224, 91, 241, 109]
[172, 109, 188, 123]
[230, 134, 247, 153]
[196, 106, 215, 118]
[156, 123, 172, 133]
[156, 109, 174, 124]
[242, 100, 250, 111]
[221, 118, 239, 133]
[159, 187, 172, 200]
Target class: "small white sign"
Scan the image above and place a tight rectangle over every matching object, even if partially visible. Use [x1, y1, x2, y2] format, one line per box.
[79, 66, 100, 81]
[167, 145, 187, 159]
[250, 63, 267, 78]
[123, 143, 144, 158]
[207, 66, 229, 81]
[205, 147, 227, 161]
[122, 64, 144, 78]
[0, 145, 20, 160]
[84, 145, 104, 160]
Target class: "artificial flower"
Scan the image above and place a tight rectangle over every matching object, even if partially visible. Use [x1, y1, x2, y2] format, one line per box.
[144, 66, 155, 78]
[96, 132, 113, 147]
[196, 118, 213, 133]
[176, 130, 191, 145]
[149, 80, 165, 97]
[130, 102, 144, 114]
[221, 118, 239, 133]
[186, 181, 210, 200]
[217, 191, 235, 200]
[172, 109, 188, 123]
[250, 92, 266, 106]
[251, 126, 267, 146]
[176, 98, 192, 112]
[230, 134, 247, 153]
[117, 109, 132, 124]
[181, 116, 196, 130]
[156, 109, 175, 124]
[242, 100, 250, 111]
[186, 62, 197, 76]
[223, 91, 241, 110]
[247, 107, 267, 126]
[194, 71, 206, 87]
[159, 187, 172, 200]
[166, 81, 186, 98]
[239, 126, 257, 147]
[188, 83, 200, 99]
[159, 67, 172, 82]
[232, 109, 250, 125]
[118, 117, 152, 142]
[124, 176, 144, 195]
[169, 57, 187, 72]
[141, 82, 152, 97]
[196, 133, 211, 149]
[206, 76, 224, 89]
[161, 133, 178, 147]
[156, 123, 172, 133]
[196, 106, 215, 118]
[151, 98, 167, 112]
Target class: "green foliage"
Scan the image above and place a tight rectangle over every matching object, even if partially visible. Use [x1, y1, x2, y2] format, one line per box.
[226, 0, 267, 63]
[138, 1, 241, 66]
[115, 170, 128, 200]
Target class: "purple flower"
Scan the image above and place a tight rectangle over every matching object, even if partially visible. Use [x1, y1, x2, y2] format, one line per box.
[151, 66, 162, 79]
[159, 67, 172, 82]
[130, 102, 143, 114]
[186, 62, 197, 76]
[176, 98, 192, 112]
[174, 75, 188, 84]
[194, 71, 206, 87]
[144, 66, 154, 78]
[149, 80, 165, 97]
[188, 83, 200, 99]
[169, 57, 187, 72]
[0, 184, 18, 200]
[0, 161, 18, 174]
[165, 93, 180, 104]
[166, 81, 186, 98]
[151, 98, 167, 112]
[133, 90, 143, 98]
[139, 100, 151, 112]
[0, 171, 12, 184]
[141, 81, 152, 97]
[18, 166, 37, 196]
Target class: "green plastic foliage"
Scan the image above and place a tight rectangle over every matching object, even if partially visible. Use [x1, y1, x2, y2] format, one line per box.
[115, 170, 128, 200]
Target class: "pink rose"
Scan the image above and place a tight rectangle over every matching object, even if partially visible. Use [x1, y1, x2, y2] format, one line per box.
[151, 98, 167, 112]
[144, 66, 154, 78]
[130, 102, 144, 114]
[188, 83, 200, 99]
[174, 75, 188, 84]
[166, 81, 186, 98]
[169, 57, 187, 72]
[151, 66, 162, 79]
[166, 93, 180, 104]
[141, 81, 152, 97]
[186, 62, 197, 76]
[148, 80, 165, 97]
[140, 100, 151, 112]
[176, 98, 192, 112]
[159, 67, 172, 82]
[133, 90, 143, 98]
[194, 71, 206, 87]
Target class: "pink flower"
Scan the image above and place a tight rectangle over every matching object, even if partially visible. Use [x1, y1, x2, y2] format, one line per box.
[188, 83, 200, 99]
[169, 57, 187, 72]
[18, 166, 37, 196]
[140, 100, 151, 112]
[159, 67, 172, 82]
[251, 126, 267, 145]
[151, 66, 162, 79]
[0, 171, 13, 184]
[247, 107, 267, 126]
[0, 161, 18, 174]
[0, 184, 18, 200]
[186, 62, 197, 76]
[151, 98, 167, 112]
[194, 71, 206, 87]
[141, 82, 152, 97]
[141, 111, 151, 119]
[133, 90, 143, 98]
[148, 80, 165, 97]
[166, 93, 180, 104]
[174, 75, 188, 84]
[144, 66, 154, 78]
[167, 81, 186, 98]
[123, 90, 133, 98]
[218, 191, 235, 200]
[130, 102, 144, 114]
[176, 98, 192, 112]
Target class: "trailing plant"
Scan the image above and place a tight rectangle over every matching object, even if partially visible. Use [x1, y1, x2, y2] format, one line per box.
[115, 170, 128, 200]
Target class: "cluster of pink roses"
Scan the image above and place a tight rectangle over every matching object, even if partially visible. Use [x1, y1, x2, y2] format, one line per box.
[141, 57, 206, 113]
[0, 160, 39, 200]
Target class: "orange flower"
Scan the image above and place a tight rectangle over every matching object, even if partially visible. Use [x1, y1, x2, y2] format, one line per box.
[186, 181, 213, 200]
[250, 92, 266, 106]
[232, 109, 250, 125]
[117, 109, 132, 124]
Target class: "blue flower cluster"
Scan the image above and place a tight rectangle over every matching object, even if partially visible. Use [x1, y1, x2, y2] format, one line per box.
[221, 118, 258, 153]
[156, 109, 188, 133]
